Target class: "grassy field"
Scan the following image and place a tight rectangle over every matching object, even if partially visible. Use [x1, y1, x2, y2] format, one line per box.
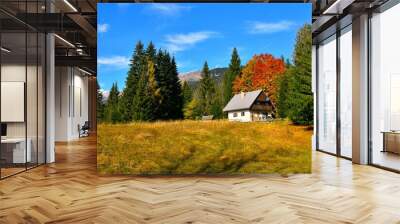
[97, 120, 312, 175]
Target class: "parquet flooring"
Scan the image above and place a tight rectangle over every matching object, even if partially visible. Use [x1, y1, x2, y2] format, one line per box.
[1, 135, 400, 223]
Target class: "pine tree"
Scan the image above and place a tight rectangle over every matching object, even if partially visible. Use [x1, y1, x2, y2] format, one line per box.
[155, 51, 183, 120]
[197, 61, 216, 116]
[211, 83, 224, 119]
[222, 48, 241, 106]
[105, 83, 121, 123]
[285, 58, 292, 67]
[155, 50, 169, 119]
[276, 57, 294, 118]
[146, 41, 157, 62]
[167, 57, 183, 119]
[287, 24, 313, 125]
[96, 81, 105, 122]
[121, 41, 146, 121]
[276, 69, 291, 118]
[146, 59, 160, 120]
[182, 81, 192, 106]
[183, 98, 201, 119]
[132, 70, 153, 121]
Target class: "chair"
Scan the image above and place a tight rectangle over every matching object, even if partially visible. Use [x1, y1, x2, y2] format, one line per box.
[79, 121, 90, 138]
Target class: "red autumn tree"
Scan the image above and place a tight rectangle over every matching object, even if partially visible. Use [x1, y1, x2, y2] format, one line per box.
[232, 54, 285, 104]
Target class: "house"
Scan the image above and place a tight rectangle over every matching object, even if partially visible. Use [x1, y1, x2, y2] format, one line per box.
[223, 90, 274, 122]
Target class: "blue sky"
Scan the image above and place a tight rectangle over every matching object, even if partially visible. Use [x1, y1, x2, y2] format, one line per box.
[98, 3, 311, 92]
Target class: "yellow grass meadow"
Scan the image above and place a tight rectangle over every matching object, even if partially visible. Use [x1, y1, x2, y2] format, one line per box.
[97, 120, 312, 175]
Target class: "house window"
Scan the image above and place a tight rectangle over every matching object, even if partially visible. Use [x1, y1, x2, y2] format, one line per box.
[241, 112, 245, 116]
[233, 112, 238, 117]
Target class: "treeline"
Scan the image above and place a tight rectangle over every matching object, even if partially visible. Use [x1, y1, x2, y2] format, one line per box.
[183, 48, 241, 119]
[98, 24, 313, 125]
[98, 41, 183, 123]
[276, 24, 313, 125]
[227, 24, 313, 125]
[98, 43, 243, 122]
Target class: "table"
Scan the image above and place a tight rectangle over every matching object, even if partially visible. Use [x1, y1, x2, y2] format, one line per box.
[1, 138, 31, 164]
[381, 131, 400, 154]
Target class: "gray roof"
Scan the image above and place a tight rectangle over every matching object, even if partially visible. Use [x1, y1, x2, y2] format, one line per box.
[223, 90, 263, 112]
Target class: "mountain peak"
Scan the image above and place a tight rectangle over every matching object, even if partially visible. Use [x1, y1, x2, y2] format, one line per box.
[178, 67, 228, 83]
[178, 70, 202, 82]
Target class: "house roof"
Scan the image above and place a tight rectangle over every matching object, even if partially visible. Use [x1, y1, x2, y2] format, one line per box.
[223, 89, 263, 112]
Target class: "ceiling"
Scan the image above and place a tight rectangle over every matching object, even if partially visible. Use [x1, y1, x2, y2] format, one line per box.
[0, 0, 97, 75]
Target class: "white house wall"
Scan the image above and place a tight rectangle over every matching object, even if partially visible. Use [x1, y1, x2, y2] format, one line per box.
[228, 110, 252, 122]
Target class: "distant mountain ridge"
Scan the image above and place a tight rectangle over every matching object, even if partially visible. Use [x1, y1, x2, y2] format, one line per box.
[179, 67, 228, 85]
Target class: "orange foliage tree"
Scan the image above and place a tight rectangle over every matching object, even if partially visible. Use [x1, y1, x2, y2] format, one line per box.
[232, 54, 285, 104]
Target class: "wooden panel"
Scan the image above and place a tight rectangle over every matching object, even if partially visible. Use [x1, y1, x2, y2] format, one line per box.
[250, 92, 273, 112]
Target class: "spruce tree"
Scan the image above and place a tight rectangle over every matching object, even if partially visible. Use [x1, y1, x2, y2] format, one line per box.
[276, 57, 293, 118]
[287, 24, 313, 125]
[122, 41, 146, 121]
[132, 70, 153, 121]
[146, 41, 157, 62]
[222, 48, 241, 106]
[147, 59, 160, 120]
[105, 83, 121, 123]
[183, 98, 201, 119]
[211, 83, 224, 119]
[155, 51, 183, 119]
[167, 57, 183, 119]
[96, 81, 105, 122]
[155, 50, 170, 119]
[197, 61, 216, 116]
[182, 81, 192, 106]
[276, 69, 291, 118]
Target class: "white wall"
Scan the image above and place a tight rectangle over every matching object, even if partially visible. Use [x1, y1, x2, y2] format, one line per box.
[55, 67, 69, 141]
[55, 67, 89, 141]
[228, 110, 252, 122]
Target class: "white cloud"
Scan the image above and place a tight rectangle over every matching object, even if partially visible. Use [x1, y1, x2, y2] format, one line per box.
[164, 31, 219, 53]
[248, 21, 295, 34]
[98, 56, 129, 68]
[149, 3, 191, 16]
[98, 23, 109, 33]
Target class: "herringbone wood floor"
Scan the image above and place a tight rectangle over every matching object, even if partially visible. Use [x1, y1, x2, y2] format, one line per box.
[1, 136, 400, 224]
